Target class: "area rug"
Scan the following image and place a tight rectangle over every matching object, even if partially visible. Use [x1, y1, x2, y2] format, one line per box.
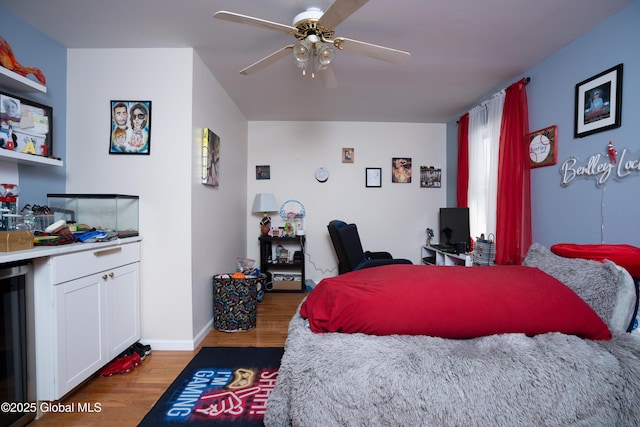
[138, 346, 284, 426]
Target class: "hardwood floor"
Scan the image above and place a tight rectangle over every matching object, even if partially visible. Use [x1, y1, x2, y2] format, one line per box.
[30, 292, 306, 427]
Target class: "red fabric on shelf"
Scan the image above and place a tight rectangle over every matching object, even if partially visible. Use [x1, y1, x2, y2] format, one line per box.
[551, 243, 640, 279]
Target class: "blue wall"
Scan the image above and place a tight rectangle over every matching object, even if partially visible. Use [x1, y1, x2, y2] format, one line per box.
[448, 0, 640, 247]
[0, 7, 66, 207]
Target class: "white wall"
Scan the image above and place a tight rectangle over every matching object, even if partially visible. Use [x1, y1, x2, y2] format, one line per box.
[190, 52, 248, 344]
[66, 48, 249, 350]
[246, 121, 447, 284]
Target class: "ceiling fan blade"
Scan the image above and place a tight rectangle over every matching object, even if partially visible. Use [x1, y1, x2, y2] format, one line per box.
[319, 64, 338, 89]
[214, 11, 298, 36]
[239, 45, 294, 75]
[333, 37, 410, 65]
[318, 0, 370, 29]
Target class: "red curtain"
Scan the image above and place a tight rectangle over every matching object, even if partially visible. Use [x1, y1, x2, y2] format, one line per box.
[456, 113, 469, 208]
[495, 78, 531, 264]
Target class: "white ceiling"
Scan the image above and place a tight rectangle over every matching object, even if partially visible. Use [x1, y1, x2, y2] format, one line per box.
[2, 0, 633, 123]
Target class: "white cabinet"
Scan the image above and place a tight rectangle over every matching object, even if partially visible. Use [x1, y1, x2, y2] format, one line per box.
[421, 245, 472, 267]
[33, 242, 140, 401]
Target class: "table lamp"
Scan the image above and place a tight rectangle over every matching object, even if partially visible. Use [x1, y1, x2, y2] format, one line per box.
[251, 193, 278, 235]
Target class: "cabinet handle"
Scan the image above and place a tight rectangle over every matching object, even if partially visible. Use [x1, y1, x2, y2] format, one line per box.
[109, 272, 115, 278]
[102, 274, 108, 280]
[94, 247, 122, 257]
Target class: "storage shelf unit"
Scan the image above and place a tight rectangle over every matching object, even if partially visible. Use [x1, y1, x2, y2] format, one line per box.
[259, 235, 305, 292]
[421, 245, 472, 267]
[0, 67, 60, 167]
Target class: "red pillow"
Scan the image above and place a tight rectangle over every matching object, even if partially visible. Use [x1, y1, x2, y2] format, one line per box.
[301, 264, 611, 340]
[551, 243, 640, 278]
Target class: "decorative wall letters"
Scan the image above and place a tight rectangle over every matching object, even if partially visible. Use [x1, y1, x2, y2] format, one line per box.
[560, 142, 640, 187]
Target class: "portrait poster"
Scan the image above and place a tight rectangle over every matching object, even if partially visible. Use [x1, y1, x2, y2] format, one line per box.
[574, 64, 622, 138]
[391, 157, 412, 183]
[110, 100, 152, 154]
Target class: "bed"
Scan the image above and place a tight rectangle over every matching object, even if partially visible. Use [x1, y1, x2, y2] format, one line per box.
[264, 243, 640, 426]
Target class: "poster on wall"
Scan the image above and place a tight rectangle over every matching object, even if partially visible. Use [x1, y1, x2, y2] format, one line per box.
[391, 157, 412, 183]
[574, 64, 623, 138]
[202, 128, 220, 186]
[420, 166, 442, 187]
[110, 100, 152, 154]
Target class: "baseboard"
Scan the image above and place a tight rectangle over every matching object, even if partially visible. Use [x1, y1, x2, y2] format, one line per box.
[142, 318, 213, 351]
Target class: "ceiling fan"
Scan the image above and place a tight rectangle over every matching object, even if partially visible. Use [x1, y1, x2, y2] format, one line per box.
[213, 0, 410, 89]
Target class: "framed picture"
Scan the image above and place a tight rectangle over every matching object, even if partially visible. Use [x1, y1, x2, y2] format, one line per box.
[342, 147, 354, 163]
[391, 157, 412, 183]
[574, 64, 623, 138]
[0, 90, 53, 158]
[201, 128, 220, 186]
[529, 125, 558, 168]
[366, 167, 381, 188]
[420, 166, 442, 188]
[110, 100, 152, 154]
[256, 165, 270, 180]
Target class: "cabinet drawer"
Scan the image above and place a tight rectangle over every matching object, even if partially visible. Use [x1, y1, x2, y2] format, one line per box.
[50, 242, 140, 285]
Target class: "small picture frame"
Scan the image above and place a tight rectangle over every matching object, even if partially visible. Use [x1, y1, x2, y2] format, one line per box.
[529, 125, 558, 168]
[342, 147, 354, 163]
[110, 100, 152, 154]
[256, 165, 270, 180]
[420, 166, 442, 188]
[574, 64, 623, 138]
[366, 167, 382, 188]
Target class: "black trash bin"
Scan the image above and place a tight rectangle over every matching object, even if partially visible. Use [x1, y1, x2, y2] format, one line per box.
[212, 274, 258, 332]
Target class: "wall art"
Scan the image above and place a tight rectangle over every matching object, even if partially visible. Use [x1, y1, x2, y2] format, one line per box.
[256, 165, 270, 180]
[420, 166, 442, 187]
[202, 128, 220, 186]
[110, 100, 151, 154]
[574, 64, 623, 138]
[365, 167, 381, 188]
[0, 90, 53, 158]
[529, 125, 558, 168]
[342, 147, 354, 163]
[391, 157, 412, 183]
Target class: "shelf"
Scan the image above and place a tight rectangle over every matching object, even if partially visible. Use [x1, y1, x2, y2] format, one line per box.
[0, 66, 47, 93]
[0, 149, 63, 167]
[421, 245, 472, 267]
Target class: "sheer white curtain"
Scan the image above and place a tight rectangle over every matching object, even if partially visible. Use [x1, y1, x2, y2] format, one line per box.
[467, 91, 505, 240]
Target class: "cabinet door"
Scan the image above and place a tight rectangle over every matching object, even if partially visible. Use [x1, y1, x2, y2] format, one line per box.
[106, 262, 140, 359]
[56, 274, 107, 396]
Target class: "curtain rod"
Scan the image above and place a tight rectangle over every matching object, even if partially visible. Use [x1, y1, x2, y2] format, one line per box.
[456, 77, 530, 123]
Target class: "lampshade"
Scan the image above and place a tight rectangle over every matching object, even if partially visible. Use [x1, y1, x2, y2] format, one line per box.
[251, 193, 278, 214]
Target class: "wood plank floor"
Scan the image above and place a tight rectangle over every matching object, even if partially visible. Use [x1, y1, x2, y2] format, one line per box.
[30, 292, 306, 427]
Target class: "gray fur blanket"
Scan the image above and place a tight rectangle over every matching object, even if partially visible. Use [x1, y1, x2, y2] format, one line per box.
[265, 307, 640, 426]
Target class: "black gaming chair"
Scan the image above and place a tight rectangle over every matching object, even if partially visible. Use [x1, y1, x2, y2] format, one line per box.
[327, 220, 412, 274]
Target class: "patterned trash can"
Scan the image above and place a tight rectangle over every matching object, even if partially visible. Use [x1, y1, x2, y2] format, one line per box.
[213, 274, 258, 332]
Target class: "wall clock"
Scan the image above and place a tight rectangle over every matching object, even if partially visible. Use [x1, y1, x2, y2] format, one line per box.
[529, 125, 558, 168]
[315, 167, 329, 183]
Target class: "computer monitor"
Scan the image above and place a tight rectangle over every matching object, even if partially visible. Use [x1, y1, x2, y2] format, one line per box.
[439, 207, 470, 251]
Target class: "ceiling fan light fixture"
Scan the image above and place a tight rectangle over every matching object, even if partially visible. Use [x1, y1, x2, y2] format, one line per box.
[293, 40, 311, 64]
[317, 44, 336, 67]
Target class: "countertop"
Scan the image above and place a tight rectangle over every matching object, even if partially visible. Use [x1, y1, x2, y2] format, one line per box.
[0, 236, 143, 264]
